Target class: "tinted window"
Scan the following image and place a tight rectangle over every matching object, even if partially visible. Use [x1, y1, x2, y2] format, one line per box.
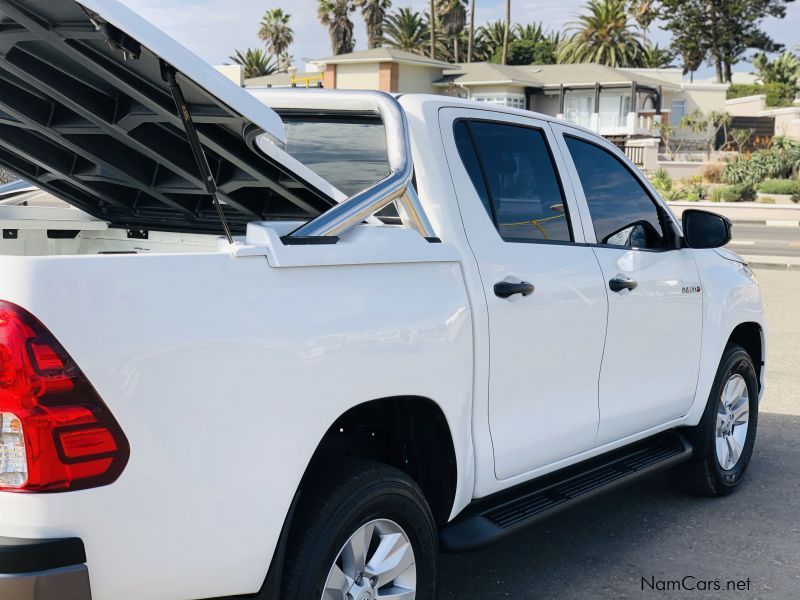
[454, 120, 571, 243]
[282, 118, 390, 196]
[565, 136, 665, 249]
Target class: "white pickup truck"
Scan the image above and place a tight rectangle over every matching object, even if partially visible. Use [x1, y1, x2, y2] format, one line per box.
[0, 1, 766, 599]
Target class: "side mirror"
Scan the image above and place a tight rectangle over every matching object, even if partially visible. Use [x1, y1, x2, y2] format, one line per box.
[682, 209, 732, 249]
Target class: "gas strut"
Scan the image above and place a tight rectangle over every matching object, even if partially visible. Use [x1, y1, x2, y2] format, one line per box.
[162, 63, 234, 244]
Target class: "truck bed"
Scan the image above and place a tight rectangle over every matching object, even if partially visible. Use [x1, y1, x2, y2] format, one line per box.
[0, 222, 474, 599]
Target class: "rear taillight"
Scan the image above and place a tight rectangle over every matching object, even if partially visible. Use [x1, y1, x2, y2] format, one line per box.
[0, 301, 129, 492]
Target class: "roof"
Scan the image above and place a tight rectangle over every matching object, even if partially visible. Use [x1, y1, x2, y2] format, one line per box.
[312, 48, 455, 70]
[437, 62, 682, 90]
[437, 62, 544, 87]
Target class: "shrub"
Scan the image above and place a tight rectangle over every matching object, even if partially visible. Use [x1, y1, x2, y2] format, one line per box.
[715, 184, 757, 203]
[756, 179, 800, 195]
[701, 163, 724, 183]
[727, 83, 797, 107]
[792, 192, 800, 204]
[721, 143, 800, 186]
[649, 168, 672, 195]
[684, 181, 708, 201]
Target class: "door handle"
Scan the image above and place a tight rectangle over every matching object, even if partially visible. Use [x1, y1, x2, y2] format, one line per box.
[609, 276, 638, 292]
[494, 281, 535, 299]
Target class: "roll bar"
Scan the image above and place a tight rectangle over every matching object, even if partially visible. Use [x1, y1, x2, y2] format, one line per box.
[249, 89, 436, 240]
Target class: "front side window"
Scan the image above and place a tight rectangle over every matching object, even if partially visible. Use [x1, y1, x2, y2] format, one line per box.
[454, 120, 572, 243]
[564, 135, 665, 249]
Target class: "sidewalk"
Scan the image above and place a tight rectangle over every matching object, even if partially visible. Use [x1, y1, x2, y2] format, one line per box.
[668, 201, 800, 226]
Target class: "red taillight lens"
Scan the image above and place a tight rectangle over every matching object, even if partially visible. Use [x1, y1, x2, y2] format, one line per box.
[0, 301, 129, 492]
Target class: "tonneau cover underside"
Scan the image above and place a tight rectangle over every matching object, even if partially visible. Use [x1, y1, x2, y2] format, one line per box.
[0, 0, 336, 234]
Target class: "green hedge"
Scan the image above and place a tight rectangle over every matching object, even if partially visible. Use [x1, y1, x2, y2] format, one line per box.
[756, 179, 800, 195]
[727, 83, 797, 107]
[710, 184, 757, 203]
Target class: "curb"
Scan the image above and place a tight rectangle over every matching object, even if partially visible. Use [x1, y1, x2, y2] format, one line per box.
[747, 261, 800, 271]
[743, 255, 800, 271]
[731, 220, 800, 227]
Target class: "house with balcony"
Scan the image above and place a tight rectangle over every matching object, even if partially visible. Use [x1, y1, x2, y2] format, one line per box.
[242, 49, 729, 155]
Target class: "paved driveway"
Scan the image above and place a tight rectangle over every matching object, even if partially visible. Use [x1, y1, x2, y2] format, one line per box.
[440, 269, 800, 599]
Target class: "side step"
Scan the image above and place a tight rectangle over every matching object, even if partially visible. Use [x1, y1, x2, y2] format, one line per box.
[441, 432, 693, 552]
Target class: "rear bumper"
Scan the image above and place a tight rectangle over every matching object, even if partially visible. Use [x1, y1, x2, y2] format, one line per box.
[0, 537, 91, 600]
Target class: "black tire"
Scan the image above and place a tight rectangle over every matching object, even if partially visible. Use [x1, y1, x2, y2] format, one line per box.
[282, 459, 439, 600]
[671, 344, 759, 497]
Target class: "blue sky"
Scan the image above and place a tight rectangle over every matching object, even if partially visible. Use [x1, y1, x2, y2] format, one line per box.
[122, 0, 799, 78]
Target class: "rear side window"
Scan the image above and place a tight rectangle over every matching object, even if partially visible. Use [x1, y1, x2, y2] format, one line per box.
[282, 117, 389, 197]
[564, 135, 666, 249]
[454, 120, 572, 243]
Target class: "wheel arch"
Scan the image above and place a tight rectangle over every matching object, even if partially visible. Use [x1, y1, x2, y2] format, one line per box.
[254, 396, 460, 599]
[726, 321, 765, 393]
[300, 395, 459, 526]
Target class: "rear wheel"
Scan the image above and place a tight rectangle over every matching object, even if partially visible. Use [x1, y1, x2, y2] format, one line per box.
[672, 344, 759, 497]
[282, 460, 438, 600]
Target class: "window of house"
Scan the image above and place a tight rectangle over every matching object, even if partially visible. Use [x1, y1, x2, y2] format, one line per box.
[473, 95, 527, 110]
[564, 135, 666, 249]
[454, 120, 572, 243]
[670, 99, 686, 126]
[564, 93, 593, 128]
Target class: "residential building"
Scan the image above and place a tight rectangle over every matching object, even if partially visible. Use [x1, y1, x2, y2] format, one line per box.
[241, 49, 730, 150]
[726, 94, 800, 140]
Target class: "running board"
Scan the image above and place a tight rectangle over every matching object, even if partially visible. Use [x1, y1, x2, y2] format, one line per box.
[441, 433, 693, 552]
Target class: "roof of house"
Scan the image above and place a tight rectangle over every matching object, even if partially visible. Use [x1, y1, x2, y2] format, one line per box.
[311, 48, 456, 69]
[437, 62, 682, 90]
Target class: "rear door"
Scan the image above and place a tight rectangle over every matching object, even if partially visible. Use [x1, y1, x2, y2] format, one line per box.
[552, 124, 703, 444]
[440, 108, 608, 480]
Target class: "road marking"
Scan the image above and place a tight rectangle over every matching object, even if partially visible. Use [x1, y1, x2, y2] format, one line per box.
[766, 220, 800, 228]
[729, 240, 756, 245]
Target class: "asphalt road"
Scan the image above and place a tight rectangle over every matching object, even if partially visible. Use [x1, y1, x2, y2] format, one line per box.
[439, 268, 800, 599]
[728, 224, 800, 258]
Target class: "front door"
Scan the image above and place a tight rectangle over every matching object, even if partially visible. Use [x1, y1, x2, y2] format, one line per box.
[554, 126, 703, 444]
[441, 109, 609, 480]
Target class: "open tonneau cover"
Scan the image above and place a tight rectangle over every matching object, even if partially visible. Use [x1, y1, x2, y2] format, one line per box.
[0, 0, 338, 234]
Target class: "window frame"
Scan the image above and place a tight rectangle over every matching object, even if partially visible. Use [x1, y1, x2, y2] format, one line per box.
[550, 124, 680, 253]
[453, 117, 577, 246]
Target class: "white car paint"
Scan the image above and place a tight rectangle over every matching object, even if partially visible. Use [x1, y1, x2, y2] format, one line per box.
[0, 31, 766, 600]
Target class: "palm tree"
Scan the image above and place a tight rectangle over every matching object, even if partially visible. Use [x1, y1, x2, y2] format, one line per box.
[501, 0, 510, 64]
[558, 0, 644, 67]
[753, 51, 800, 87]
[383, 8, 430, 53]
[258, 9, 294, 72]
[318, 0, 356, 55]
[439, 0, 467, 62]
[229, 48, 278, 79]
[628, 0, 656, 46]
[475, 20, 511, 62]
[466, 0, 476, 62]
[640, 43, 675, 68]
[354, 0, 392, 49]
[437, 0, 467, 63]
